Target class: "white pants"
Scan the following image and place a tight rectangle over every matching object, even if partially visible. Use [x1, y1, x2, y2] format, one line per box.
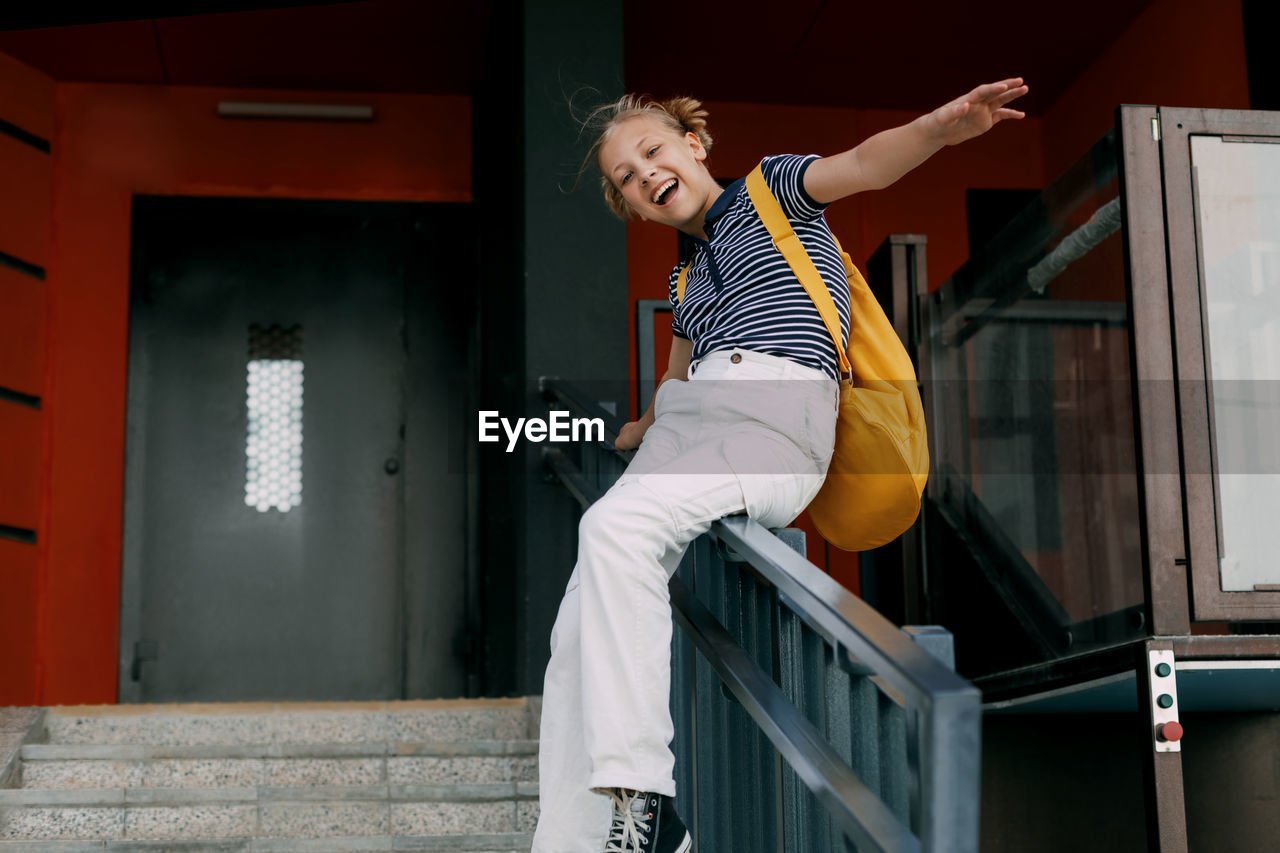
[532, 348, 838, 852]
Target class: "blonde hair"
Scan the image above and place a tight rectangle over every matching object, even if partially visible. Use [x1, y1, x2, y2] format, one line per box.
[581, 94, 714, 220]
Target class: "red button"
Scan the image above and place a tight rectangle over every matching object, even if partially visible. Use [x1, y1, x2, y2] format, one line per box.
[1158, 721, 1184, 742]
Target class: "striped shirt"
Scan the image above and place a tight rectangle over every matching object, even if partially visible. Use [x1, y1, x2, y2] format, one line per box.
[669, 154, 852, 380]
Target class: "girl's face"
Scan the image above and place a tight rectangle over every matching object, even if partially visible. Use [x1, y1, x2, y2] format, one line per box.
[599, 115, 716, 234]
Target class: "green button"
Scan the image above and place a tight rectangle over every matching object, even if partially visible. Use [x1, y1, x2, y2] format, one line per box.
[1155, 663, 1172, 678]
[1157, 694, 1174, 709]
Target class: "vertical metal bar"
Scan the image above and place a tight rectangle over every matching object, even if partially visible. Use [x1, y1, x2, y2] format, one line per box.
[916, 255, 943, 508]
[1159, 109, 1223, 624]
[879, 688, 910, 824]
[903, 626, 979, 853]
[825, 645, 855, 772]
[777, 604, 811, 853]
[636, 300, 666, 416]
[1116, 104, 1191, 635]
[670, 545, 697, 833]
[723, 563, 756, 852]
[918, 691, 981, 852]
[694, 535, 731, 850]
[905, 704, 923, 837]
[802, 624, 834, 851]
[767, 529, 805, 851]
[847, 671, 882, 802]
[824, 646, 856, 848]
[741, 566, 780, 851]
[901, 239, 928, 625]
[581, 428, 599, 495]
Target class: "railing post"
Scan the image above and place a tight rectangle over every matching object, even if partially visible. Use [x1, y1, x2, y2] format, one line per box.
[775, 529, 836, 851]
[670, 542, 698, 844]
[692, 534, 729, 851]
[902, 625, 980, 853]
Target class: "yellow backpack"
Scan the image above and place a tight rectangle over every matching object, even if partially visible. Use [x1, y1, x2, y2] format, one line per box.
[676, 163, 928, 551]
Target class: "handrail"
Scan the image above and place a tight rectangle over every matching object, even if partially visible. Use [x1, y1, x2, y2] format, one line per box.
[540, 376, 982, 852]
[669, 575, 920, 853]
[711, 517, 976, 715]
[537, 375, 630, 445]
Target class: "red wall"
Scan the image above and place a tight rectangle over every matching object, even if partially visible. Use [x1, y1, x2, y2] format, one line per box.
[0, 51, 54, 706]
[35, 82, 470, 705]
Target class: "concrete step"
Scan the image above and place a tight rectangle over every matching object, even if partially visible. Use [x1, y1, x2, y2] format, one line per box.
[1, 699, 543, 848]
[0, 830, 533, 850]
[37, 701, 534, 748]
[18, 741, 538, 790]
[0, 782, 538, 843]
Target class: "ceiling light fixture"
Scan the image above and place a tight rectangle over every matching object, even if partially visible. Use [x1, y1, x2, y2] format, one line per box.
[216, 102, 375, 121]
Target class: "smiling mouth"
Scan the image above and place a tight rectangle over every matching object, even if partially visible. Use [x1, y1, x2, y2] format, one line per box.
[652, 178, 679, 206]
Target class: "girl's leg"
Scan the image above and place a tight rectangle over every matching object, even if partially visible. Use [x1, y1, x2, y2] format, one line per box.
[534, 365, 835, 851]
[534, 470, 745, 853]
[533, 569, 610, 853]
[533, 409, 696, 853]
[577, 471, 745, 794]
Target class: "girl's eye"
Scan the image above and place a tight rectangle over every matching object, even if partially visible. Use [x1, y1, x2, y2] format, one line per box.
[647, 146, 659, 157]
[621, 172, 633, 185]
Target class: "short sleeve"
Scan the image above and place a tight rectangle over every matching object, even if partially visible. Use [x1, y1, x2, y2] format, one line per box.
[759, 154, 827, 222]
[667, 263, 691, 339]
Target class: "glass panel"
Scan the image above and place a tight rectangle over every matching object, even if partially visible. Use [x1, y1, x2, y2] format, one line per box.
[245, 325, 304, 513]
[1190, 136, 1280, 592]
[925, 130, 1146, 676]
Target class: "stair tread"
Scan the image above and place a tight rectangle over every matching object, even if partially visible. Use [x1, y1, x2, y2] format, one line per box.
[39, 702, 536, 749]
[3, 701, 541, 847]
[1, 781, 538, 806]
[0, 831, 534, 851]
[22, 741, 539, 761]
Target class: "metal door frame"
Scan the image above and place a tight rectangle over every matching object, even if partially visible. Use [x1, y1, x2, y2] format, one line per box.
[118, 196, 482, 702]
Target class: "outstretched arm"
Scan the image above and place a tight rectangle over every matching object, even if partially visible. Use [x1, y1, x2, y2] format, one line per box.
[804, 78, 1029, 205]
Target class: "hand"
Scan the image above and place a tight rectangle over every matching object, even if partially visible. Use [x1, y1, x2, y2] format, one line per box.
[615, 419, 649, 451]
[923, 78, 1028, 146]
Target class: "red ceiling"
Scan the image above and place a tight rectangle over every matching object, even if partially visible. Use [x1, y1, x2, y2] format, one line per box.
[0, 1, 494, 95]
[0, 1, 1157, 113]
[625, 0, 1157, 114]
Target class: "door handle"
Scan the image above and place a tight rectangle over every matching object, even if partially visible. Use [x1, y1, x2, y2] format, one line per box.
[131, 639, 159, 682]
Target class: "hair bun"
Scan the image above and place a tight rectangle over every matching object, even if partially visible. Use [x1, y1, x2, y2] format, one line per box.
[662, 97, 713, 152]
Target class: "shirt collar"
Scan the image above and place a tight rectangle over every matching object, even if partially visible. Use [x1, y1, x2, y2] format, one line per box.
[702, 177, 744, 237]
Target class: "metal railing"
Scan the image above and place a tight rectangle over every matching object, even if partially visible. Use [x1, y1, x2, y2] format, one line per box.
[539, 376, 981, 853]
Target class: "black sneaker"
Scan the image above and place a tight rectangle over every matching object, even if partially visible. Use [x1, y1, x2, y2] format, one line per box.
[603, 789, 692, 853]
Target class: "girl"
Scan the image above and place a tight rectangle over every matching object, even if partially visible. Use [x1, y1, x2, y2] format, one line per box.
[535, 78, 1028, 853]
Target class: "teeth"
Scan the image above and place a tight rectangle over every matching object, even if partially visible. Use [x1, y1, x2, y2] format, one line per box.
[651, 179, 677, 204]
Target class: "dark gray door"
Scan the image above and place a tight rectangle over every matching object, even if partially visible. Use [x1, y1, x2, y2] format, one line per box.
[120, 198, 476, 702]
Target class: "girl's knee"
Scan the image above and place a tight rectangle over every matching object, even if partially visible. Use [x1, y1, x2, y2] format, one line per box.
[576, 485, 676, 575]
[579, 485, 667, 540]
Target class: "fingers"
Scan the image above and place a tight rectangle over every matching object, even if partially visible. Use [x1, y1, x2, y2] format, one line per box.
[970, 77, 1027, 103]
[992, 85, 1029, 107]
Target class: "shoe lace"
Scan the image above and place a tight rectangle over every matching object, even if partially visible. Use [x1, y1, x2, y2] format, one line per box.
[605, 789, 653, 852]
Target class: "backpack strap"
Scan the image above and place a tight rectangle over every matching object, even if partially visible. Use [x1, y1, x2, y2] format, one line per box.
[744, 163, 852, 378]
